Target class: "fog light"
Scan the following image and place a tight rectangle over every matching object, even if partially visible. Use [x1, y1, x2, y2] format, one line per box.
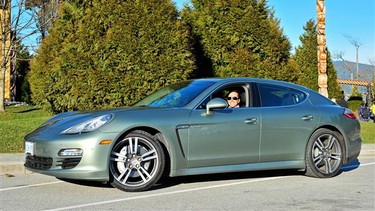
[58, 148, 83, 156]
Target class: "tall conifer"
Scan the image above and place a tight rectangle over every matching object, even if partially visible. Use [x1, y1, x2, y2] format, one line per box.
[183, 0, 291, 78]
[29, 0, 194, 113]
[294, 19, 341, 98]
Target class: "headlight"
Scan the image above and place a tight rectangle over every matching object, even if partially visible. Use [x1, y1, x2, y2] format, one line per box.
[61, 114, 113, 134]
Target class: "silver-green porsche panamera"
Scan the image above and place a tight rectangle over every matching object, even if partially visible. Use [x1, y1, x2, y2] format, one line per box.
[24, 78, 362, 192]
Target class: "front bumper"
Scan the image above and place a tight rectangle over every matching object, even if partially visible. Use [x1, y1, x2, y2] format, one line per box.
[24, 131, 118, 181]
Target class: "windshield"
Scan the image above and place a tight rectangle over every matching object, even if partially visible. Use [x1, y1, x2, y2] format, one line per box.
[133, 80, 216, 108]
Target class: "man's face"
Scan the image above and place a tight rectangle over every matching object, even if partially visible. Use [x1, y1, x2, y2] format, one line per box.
[227, 92, 240, 108]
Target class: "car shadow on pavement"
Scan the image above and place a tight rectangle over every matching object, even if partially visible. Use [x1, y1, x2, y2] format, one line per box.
[56, 162, 361, 191]
[57, 169, 304, 191]
[55, 170, 302, 191]
[57, 178, 113, 188]
[154, 159, 362, 191]
[340, 158, 360, 172]
[152, 169, 304, 191]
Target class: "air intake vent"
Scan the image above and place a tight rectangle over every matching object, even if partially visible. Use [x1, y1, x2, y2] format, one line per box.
[56, 158, 82, 169]
[24, 156, 53, 170]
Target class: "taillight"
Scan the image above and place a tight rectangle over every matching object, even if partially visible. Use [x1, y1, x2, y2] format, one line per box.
[343, 109, 356, 119]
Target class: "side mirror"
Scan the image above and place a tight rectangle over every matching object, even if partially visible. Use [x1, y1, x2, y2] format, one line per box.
[203, 98, 228, 116]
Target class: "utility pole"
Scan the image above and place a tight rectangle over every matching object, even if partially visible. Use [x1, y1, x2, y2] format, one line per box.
[316, 0, 328, 97]
[353, 38, 361, 80]
[344, 35, 362, 80]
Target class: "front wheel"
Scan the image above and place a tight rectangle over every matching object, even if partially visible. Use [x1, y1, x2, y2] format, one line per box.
[305, 128, 344, 178]
[109, 130, 165, 192]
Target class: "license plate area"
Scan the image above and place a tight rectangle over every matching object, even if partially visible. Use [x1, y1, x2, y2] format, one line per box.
[25, 142, 35, 156]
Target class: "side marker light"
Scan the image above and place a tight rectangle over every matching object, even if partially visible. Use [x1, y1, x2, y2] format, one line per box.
[100, 140, 112, 145]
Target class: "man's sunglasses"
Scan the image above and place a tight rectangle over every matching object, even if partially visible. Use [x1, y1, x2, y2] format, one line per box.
[227, 97, 239, 100]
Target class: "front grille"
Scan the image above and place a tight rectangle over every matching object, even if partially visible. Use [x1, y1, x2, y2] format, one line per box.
[56, 157, 82, 169]
[25, 155, 53, 170]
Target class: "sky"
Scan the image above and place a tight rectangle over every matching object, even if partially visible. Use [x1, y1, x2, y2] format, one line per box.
[174, 0, 375, 65]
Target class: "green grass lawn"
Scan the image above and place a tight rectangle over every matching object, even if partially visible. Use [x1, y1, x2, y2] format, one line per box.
[0, 105, 374, 153]
[0, 106, 51, 153]
[360, 121, 375, 144]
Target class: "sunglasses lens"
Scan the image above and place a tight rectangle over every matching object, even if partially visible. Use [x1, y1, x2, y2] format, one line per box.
[227, 97, 238, 100]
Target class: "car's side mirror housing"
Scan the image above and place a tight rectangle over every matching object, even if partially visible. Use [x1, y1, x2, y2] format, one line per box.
[203, 98, 228, 116]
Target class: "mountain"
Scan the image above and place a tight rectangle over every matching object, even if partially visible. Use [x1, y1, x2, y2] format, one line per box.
[333, 60, 374, 98]
[333, 61, 374, 81]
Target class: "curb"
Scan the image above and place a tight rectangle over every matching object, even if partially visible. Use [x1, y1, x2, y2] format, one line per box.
[1, 144, 374, 176]
[0, 154, 30, 176]
[0, 162, 32, 176]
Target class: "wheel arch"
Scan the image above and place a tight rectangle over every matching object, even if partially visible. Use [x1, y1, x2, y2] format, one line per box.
[307, 125, 348, 163]
[304, 126, 347, 177]
[113, 126, 172, 177]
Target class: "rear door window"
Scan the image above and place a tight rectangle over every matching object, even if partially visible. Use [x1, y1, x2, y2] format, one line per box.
[257, 83, 306, 107]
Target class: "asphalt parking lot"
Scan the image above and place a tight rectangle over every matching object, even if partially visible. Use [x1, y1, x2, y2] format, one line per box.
[0, 145, 374, 210]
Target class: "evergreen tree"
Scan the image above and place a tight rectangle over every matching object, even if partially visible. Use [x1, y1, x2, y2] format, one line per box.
[29, 0, 86, 113]
[29, 0, 194, 113]
[326, 51, 341, 99]
[183, 0, 291, 79]
[294, 20, 318, 90]
[294, 19, 341, 98]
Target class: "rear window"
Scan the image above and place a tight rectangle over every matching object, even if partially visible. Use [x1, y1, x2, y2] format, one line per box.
[257, 83, 307, 107]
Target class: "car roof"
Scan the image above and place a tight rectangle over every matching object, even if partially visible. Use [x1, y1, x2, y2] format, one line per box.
[192, 77, 310, 91]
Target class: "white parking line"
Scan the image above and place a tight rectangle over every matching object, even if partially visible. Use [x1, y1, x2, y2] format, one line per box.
[0, 181, 63, 192]
[45, 177, 286, 211]
[361, 162, 375, 166]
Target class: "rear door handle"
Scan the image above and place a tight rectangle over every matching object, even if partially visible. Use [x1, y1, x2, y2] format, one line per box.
[302, 115, 314, 121]
[245, 118, 258, 124]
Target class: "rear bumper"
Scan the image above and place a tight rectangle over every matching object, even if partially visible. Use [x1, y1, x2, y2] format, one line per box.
[345, 139, 362, 164]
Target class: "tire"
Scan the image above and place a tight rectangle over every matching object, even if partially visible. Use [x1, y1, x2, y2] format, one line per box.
[305, 128, 344, 178]
[109, 130, 165, 192]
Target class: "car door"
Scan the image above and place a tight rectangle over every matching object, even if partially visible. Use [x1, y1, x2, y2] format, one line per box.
[187, 104, 261, 168]
[256, 83, 320, 162]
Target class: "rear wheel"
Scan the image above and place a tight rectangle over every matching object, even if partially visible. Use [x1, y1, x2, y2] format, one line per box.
[109, 130, 165, 192]
[305, 128, 344, 178]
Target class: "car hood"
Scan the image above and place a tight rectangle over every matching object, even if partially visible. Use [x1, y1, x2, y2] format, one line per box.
[28, 106, 159, 135]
